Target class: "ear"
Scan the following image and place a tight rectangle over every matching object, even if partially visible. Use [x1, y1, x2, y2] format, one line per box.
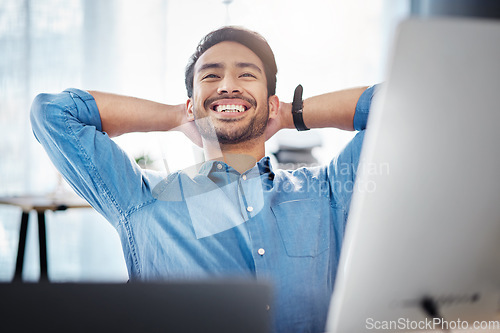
[268, 95, 280, 119]
[186, 98, 195, 121]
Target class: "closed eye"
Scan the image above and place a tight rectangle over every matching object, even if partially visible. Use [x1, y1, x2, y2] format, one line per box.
[202, 74, 219, 80]
[240, 73, 257, 79]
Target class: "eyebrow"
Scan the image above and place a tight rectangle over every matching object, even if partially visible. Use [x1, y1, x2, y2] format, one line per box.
[236, 62, 262, 73]
[197, 62, 263, 73]
[197, 62, 223, 73]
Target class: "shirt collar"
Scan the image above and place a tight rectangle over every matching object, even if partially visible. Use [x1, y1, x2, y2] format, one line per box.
[257, 156, 274, 176]
[197, 156, 274, 178]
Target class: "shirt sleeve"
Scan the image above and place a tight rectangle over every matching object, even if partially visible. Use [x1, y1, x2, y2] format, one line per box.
[353, 84, 378, 131]
[30, 88, 153, 226]
[328, 84, 378, 219]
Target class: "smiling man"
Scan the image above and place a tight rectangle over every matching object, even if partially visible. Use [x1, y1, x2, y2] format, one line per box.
[187, 40, 277, 165]
[191, 42, 271, 140]
[31, 26, 376, 333]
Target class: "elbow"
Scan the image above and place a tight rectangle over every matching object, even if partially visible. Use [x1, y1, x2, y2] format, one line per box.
[30, 93, 64, 142]
[30, 93, 49, 141]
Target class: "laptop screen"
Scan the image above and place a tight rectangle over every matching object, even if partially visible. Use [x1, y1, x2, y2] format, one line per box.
[0, 280, 272, 333]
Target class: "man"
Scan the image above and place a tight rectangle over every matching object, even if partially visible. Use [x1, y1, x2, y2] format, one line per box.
[31, 26, 376, 333]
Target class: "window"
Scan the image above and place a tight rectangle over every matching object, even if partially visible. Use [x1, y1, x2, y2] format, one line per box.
[0, 0, 409, 281]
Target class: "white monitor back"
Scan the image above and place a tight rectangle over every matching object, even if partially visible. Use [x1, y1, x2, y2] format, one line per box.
[326, 18, 500, 333]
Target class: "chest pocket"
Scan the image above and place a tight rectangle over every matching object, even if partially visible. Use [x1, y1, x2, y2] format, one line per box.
[271, 198, 331, 257]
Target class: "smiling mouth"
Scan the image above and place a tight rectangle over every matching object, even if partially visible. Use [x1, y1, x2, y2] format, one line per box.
[212, 104, 248, 113]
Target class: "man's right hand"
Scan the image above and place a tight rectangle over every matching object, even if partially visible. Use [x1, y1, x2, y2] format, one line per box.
[175, 106, 203, 147]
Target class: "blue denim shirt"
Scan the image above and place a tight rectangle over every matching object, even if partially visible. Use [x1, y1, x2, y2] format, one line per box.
[30, 86, 375, 333]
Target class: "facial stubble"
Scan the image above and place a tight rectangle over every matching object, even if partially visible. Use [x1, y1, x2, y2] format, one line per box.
[193, 102, 270, 145]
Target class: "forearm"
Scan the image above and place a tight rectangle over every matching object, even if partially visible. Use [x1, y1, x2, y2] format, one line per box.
[280, 86, 369, 131]
[88, 91, 185, 137]
[303, 86, 368, 131]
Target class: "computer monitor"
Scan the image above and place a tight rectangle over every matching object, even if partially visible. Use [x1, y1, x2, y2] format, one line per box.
[326, 18, 500, 333]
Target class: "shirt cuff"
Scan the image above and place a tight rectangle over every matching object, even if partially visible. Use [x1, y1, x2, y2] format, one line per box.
[63, 88, 102, 132]
[353, 84, 378, 131]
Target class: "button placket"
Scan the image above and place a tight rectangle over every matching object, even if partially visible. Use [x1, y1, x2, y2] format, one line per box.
[238, 175, 253, 220]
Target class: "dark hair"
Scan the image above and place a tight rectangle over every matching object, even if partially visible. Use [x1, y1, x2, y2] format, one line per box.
[185, 26, 278, 98]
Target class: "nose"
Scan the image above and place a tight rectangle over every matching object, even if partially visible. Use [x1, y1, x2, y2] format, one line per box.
[217, 76, 242, 95]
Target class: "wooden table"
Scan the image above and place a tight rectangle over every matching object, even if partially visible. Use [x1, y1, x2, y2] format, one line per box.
[0, 194, 90, 282]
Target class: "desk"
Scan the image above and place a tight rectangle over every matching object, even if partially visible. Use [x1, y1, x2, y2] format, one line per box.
[0, 194, 90, 282]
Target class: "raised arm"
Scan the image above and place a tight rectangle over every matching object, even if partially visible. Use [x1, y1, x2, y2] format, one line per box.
[30, 89, 200, 224]
[266, 86, 371, 139]
[300, 86, 369, 131]
[88, 91, 200, 144]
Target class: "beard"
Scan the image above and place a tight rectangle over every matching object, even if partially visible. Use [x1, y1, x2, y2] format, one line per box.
[193, 99, 269, 145]
[213, 107, 269, 144]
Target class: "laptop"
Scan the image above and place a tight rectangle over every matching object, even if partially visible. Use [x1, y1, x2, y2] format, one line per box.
[326, 18, 500, 332]
[0, 280, 272, 333]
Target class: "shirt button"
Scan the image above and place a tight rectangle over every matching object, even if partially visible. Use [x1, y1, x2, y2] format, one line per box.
[216, 163, 223, 170]
[265, 304, 270, 311]
[258, 248, 265, 256]
[246, 206, 253, 212]
[242, 174, 247, 180]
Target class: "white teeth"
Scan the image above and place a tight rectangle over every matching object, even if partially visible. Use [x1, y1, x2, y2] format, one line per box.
[215, 104, 246, 113]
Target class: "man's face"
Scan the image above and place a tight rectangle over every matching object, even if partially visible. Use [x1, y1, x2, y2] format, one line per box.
[187, 41, 274, 145]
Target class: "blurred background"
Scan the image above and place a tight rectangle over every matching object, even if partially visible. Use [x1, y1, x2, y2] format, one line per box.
[0, 0, 497, 282]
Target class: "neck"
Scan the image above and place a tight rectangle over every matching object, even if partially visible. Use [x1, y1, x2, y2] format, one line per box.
[202, 137, 265, 174]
